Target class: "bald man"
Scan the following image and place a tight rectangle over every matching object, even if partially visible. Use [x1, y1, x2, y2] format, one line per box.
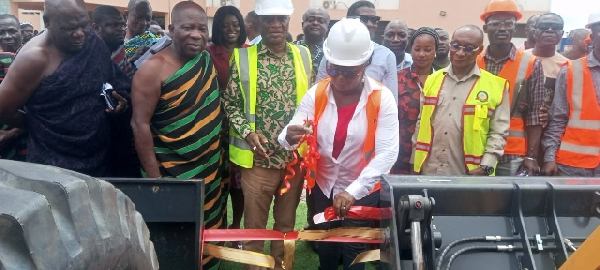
[413, 25, 510, 176]
[518, 15, 540, 51]
[562, 29, 591, 60]
[382, 19, 412, 70]
[433, 28, 451, 70]
[130, 3, 223, 268]
[123, 0, 159, 59]
[295, 7, 329, 85]
[0, 0, 130, 176]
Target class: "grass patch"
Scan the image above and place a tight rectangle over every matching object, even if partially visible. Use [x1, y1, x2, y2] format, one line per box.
[219, 198, 376, 270]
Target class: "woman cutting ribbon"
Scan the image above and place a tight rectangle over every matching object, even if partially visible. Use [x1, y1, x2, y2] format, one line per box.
[278, 17, 399, 270]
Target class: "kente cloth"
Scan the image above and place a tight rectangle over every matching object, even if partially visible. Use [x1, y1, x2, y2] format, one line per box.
[145, 50, 223, 270]
[111, 45, 135, 78]
[24, 32, 131, 177]
[124, 31, 159, 59]
[0, 52, 27, 161]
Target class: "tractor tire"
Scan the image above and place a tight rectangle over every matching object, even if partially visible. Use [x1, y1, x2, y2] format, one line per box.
[0, 160, 158, 270]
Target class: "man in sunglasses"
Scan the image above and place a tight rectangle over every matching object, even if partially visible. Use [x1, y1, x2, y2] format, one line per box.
[413, 25, 510, 176]
[478, 0, 546, 177]
[542, 11, 600, 177]
[315, 0, 399, 102]
[526, 14, 568, 106]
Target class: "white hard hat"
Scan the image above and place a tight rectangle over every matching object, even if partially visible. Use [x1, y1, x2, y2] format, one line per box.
[586, 11, 600, 28]
[255, 0, 294, 16]
[323, 17, 374, 67]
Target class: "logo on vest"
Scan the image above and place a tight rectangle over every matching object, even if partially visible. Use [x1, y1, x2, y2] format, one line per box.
[476, 91, 489, 103]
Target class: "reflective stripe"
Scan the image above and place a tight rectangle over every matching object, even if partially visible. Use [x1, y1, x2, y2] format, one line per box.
[416, 143, 430, 151]
[509, 130, 526, 137]
[237, 48, 256, 124]
[230, 135, 252, 151]
[567, 59, 600, 128]
[423, 97, 437, 105]
[510, 53, 533, 117]
[463, 106, 494, 117]
[465, 155, 482, 164]
[516, 52, 532, 89]
[295, 45, 311, 80]
[559, 141, 600, 156]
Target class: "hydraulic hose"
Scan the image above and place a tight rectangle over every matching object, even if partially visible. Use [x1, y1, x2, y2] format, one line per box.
[435, 236, 518, 270]
[444, 245, 506, 270]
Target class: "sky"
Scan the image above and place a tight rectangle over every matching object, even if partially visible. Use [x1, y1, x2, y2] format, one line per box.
[551, 0, 600, 33]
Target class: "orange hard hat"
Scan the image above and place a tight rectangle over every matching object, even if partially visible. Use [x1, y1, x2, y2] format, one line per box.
[480, 0, 523, 22]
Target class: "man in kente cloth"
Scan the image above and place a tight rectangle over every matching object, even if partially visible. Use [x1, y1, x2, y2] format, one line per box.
[0, 0, 130, 177]
[130, 2, 222, 269]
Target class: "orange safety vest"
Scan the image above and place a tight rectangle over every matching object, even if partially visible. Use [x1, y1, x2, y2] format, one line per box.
[556, 57, 600, 168]
[477, 49, 535, 156]
[306, 78, 382, 194]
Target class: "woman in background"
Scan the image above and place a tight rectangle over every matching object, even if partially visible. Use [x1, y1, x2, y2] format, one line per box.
[205, 5, 247, 247]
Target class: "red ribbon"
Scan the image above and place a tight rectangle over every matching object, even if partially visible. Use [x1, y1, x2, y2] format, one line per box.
[323, 206, 393, 222]
[280, 119, 320, 195]
[203, 229, 382, 244]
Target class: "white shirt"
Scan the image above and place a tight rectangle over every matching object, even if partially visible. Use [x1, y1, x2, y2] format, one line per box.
[278, 77, 399, 200]
[248, 35, 262, 46]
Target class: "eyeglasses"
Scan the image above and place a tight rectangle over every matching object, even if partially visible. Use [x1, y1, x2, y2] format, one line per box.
[348, 15, 380, 25]
[536, 23, 563, 31]
[449, 43, 482, 54]
[305, 16, 327, 24]
[260, 16, 289, 25]
[326, 66, 363, 78]
[486, 20, 516, 30]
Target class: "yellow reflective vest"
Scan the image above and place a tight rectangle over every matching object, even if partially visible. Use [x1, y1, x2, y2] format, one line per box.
[413, 68, 508, 175]
[229, 43, 311, 168]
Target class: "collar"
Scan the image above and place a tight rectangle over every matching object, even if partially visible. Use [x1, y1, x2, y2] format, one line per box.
[408, 64, 435, 78]
[484, 43, 517, 62]
[249, 35, 262, 45]
[257, 41, 291, 57]
[445, 63, 481, 82]
[588, 52, 600, 68]
[397, 53, 413, 69]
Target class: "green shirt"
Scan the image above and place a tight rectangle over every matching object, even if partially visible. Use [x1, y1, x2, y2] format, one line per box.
[222, 42, 298, 169]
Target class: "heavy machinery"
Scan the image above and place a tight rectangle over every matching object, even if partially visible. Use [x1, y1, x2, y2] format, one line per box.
[2, 160, 600, 270]
[379, 175, 600, 270]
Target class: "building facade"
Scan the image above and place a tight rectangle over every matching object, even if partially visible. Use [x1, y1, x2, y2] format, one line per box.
[7, 0, 549, 44]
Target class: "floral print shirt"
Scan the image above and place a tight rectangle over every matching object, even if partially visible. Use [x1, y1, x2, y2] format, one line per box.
[223, 42, 298, 169]
[392, 65, 423, 174]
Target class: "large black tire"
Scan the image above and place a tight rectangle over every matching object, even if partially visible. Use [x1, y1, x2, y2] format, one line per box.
[0, 160, 158, 270]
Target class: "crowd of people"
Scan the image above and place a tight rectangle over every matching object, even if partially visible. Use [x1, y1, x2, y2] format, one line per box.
[0, 0, 598, 269]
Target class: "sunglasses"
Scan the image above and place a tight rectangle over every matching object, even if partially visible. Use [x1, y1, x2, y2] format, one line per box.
[326, 67, 363, 78]
[536, 23, 563, 31]
[348, 15, 381, 25]
[449, 43, 482, 54]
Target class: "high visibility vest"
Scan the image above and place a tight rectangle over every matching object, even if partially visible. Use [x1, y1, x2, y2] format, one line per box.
[477, 49, 535, 156]
[229, 43, 312, 168]
[306, 78, 382, 193]
[413, 68, 508, 174]
[556, 57, 600, 168]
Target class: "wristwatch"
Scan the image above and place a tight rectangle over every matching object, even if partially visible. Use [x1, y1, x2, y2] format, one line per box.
[480, 165, 494, 176]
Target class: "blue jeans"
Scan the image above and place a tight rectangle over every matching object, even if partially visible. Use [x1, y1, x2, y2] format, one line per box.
[313, 184, 380, 270]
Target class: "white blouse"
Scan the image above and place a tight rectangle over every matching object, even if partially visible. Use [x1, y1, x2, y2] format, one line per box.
[278, 77, 399, 200]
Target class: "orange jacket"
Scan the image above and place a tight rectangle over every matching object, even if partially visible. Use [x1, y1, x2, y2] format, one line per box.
[477, 49, 535, 156]
[556, 57, 600, 168]
[306, 78, 382, 194]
